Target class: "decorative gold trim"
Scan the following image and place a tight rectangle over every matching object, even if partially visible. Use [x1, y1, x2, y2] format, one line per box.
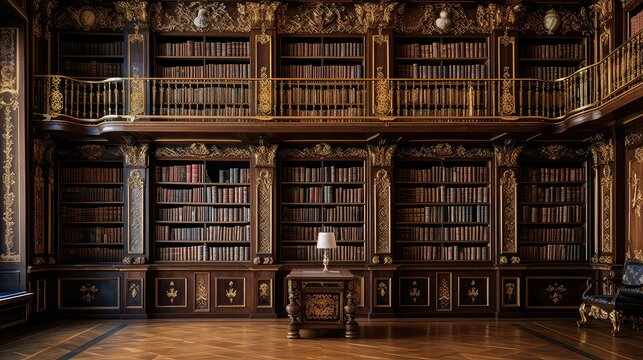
[590, 135, 614, 166]
[355, 2, 401, 31]
[129, 67, 145, 117]
[150, 2, 250, 33]
[240, 1, 280, 29]
[48, 75, 62, 117]
[500, 67, 515, 116]
[630, 172, 643, 217]
[195, 272, 210, 311]
[457, 277, 489, 307]
[525, 276, 589, 309]
[257, 278, 273, 308]
[396, 4, 476, 35]
[594, 0, 613, 46]
[367, 140, 396, 167]
[120, 144, 148, 167]
[399, 277, 430, 307]
[115, 1, 148, 27]
[398, 143, 492, 160]
[256, 169, 273, 254]
[436, 272, 452, 312]
[374, 67, 392, 117]
[258, 67, 272, 117]
[75, 144, 106, 160]
[249, 138, 278, 167]
[625, 130, 643, 148]
[280, 143, 367, 159]
[55, 5, 125, 31]
[522, 145, 587, 161]
[58, 277, 121, 310]
[601, 166, 613, 253]
[127, 170, 145, 255]
[519, 7, 591, 35]
[374, 278, 392, 308]
[374, 169, 391, 255]
[34, 166, 45, 254]
[494, 139, 523, 167]
[215, 277, 246, 308]
[155, 143, 251, 159]
[125, 278, 144, 309]
[500, 169, 517, 254]
[277, 2, 361, 34]
[501, 277, 520, 307]
[155, 278, 187, 308]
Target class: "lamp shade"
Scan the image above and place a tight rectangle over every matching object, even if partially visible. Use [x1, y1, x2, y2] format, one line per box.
[316, 232, 337, 249]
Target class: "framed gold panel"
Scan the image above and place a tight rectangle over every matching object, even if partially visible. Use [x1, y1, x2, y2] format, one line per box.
[399, 277, 430, 307]
[195, 272, 210, 312]
[501, 277, 520, 308]
[525, 276, 589, 309]
[457, 277, 489, 307]
[374, 278, 391, 308]
[436, 272, 452, 311]
[155, 278, 187, 308]
[215, 277, 246, 308]
[58, 277, 121, 310]
[126, 278, 144, 309]
[257, 278, 272, 308]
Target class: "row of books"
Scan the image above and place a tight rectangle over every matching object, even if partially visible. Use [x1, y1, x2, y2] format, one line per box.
[396, 225, 488, 242]
[61, 60, 122, 77]
[395, 86, 485, 106]
[61, 226, 123, 244]
[157, 186, 249, 203]
[396, 186, 489, 203]
[157, 64, 250, 78]
[281, 65, 362, 78]
[61, 167, 122, 183]
[520, 185, 585, 203]
[521, 66, 578, 80]
[399, 245, 489, 261]
[281, 225, 363, 241]
[520, 43, 584, 59]
[395, 107, 487, 117]
[158, 86, 249, 104]
[156, 107, 251, 116]
[519, 244, 584, 261]
[60, 206, 122, 222]
[282, 87, 364, 105]
[282, 206, 363, 222]
[155, 225, 250, 242]
[522, 168, 585, 182]
[281, 245, 364, 261]
[60, 248, 123, 263]
[282, 166, 364, 183]
[396, 42, 487, 58]
[520, 227, 584, 243]
[282, 186, 363, 203]
[281, 108, 364, 117]
[61, 40, 123, 56]
[60, 187, 123, 202]
[282, 42, 363, 57]
[157, 41, 249, 57]
[521, 205, 583, 223]
[156, 165, 249, 184]
[397, 64, 487, 79]
[397, 166, 489, 183]
[157, 206, 249, 222]
[397, 205, 489, 223]
[156, 245, 250, 262]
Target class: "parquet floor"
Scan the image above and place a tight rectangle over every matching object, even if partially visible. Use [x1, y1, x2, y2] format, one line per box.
[0, 318, 641, 359]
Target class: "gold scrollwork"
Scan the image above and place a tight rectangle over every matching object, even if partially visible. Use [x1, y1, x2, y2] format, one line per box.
[594, 0, 613, 45]
[128, 170, 145, 255]
[226, 281, 237, 303]
[305, 294, 339, 320]
[590, 134, 614, 166]
[372, 255, 381, 264]
[150, 2, 250, 33]
[545, 282, 567, 304]
[75, 144, 105, 160]
[120, 144, 148, 167]
[249, 138, 278, 167]
[49, 76, 63, 117]
[520, 7, 591, 35]
[239, 1, 280, 29]
[522, 144, 587, 161]
[259, 282, 270, 300]
[355, 2, 401, 31]
[374, 169, 391, 254]
[468, 280, 479, 302]
[167, 281, 178, 303]
[374, 67, 392, 117]
[277, 2, 360, 34]
[256, 169, 273, 254]
[115, 1, 148, 27]
[258, 67, 272, 117]
[129, 67, 145, 117]
[56, 5, 125, 31]
[500, 67, 515, 116]
[280, 143, 367, 159]
[409, 281, 421, 303]
[626, 130, 643, 148]
[156, 143, 251, 158]
[505, 282, 516, 302]
[196, 276, 208, 309]
[129, 283, 140, 300]
[499, 255, 508, 264]
[494, 139, 524, 167]
[80, 283, 99, 303]
[398, 143, 492, 160]
[631, 172, 643, 217]
[438, 278, 451, 310]
[396, 4, 476, 35]
[367, 139, 397, 167]
[601, 166, 613, 253]
[500, 170, 517, 253]
[378, 281, 388, 297]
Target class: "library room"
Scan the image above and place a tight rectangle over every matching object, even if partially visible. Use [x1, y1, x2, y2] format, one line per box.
[0, 0, 642, 358]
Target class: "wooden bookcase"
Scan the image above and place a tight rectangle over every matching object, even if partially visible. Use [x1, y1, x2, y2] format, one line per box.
[627, 2, 643, 38]
[279, 158, 366, 263]
[394, 159, 492, 262]
[278, 36, 365, 117]
[57, 32, 124, 78]
[153, 159, 252, 262]
[517, 162, 588, 262]
[518, 36, 587, 80]
[58, 161, 124, 263]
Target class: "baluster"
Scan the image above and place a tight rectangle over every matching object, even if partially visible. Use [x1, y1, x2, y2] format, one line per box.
[518, 80, 523, 117]
[491, 79, 496, 117]
[279, 80, 285, 116]
[62, 78, 68, 116]
[527, 81, 531, 117]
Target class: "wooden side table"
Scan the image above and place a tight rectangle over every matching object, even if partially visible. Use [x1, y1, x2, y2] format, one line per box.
[285, 269, 358, 339]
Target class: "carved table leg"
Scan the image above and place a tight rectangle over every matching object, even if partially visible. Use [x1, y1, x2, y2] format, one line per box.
[344, 279, 359, 338]
[609, 310, 623, 336]
[286, 279, 301, 339]
[577, 303, 589, 327]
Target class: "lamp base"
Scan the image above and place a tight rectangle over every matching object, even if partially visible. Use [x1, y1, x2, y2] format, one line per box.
[322, 249, 329, 272]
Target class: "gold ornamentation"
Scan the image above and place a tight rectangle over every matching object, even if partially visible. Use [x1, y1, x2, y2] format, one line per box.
[409, 281, 421, 303]
[262, 256, 273, 265]
[631, 172, 643, 217]
[259, 282, 270, 300]
[601, 166, 613, 253]
[128, 170, 145, 255]
[522, 144, 587, 161]
[34, 166, 45, 254]
[438, 278, 450, 310]
[378, 282, 387, 297]
[634, 250, 643, 261]
[277, 2, 360, 34]
[33, 257, 45, 265]
[305, 293, 339, 320]
[499, 28, 515, 47]
[33, 0, 57, 39]
[80, 283, 98, 303]
[520, 7, 591, 35]
[238, 1, 280, 29]
[367, 139, 397, 167]
[594, 0, 613, 45]
[396, 4, 477, 35]
[476, 3, 522, 33]
[468, 280, 479, 302]
[120, 144, 148, 166]
[196, 276, 208, 309]
[258, 67, 272, 117]
[635, 147, 643, 163]
[590, 134, 614, 166]
[249, 138, 278, 167]
[505, 282, 515, 302]
[500, 67, 515, 116]
[494, 139, 523, 167]
[256, 31, 271, 45]
[129, 67, 144, 117]
[545, 282, 567, 304]
[374, 67, 392, 117]
[500, 170, 517, 253]
[256, 169, 273, 254]
[167, 281, 178, 303]
[150, 2, 250, 33]
[625, 130, 643, 148]
[0, 29, 18, 262]
[133, 256, 146, 264]
[499, 255, 508, 264]
[280, 143, 367, 159]
[374, 169, 391, 254]
[48, 76, 63, 117]
[56, 5, 125, 31]
[383, 255, 393, 264]
[511, 256, 521, 264]
[122, 257, 133, 265]
[398, 143, 493, 160]
[155, 143, 251, 158]
[129, 283, 139, 300]
[252, 256, 261, 265]
[226, 280, 237, 303]
[372, 255, 381, 264]
[599, 255, 613, 264]
[355, 2, 401, 31]
[115, 1, 148, 27]
[75, 144, 105, 160]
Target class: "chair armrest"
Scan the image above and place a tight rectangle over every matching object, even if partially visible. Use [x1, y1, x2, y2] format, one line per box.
[616, 283, 643, 290]
[582, 279, 620, 299]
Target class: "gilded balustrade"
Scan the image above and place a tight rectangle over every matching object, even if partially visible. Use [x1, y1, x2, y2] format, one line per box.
[33, 32, 642, 125]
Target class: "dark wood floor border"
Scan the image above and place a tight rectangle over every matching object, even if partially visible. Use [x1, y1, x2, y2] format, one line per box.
[511, 323, 601, 360]
[56, 324, 127, 360]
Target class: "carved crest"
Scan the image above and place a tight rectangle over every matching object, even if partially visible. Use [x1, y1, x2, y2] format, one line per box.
[277, 2, 361, 34]
[150, 2, 250, 33]
[55, 5, 125, 31]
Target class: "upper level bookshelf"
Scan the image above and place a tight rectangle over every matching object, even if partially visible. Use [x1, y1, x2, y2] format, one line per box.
[153, 159, 252, 263]
[394, 159, 492, 262]
[518, 36, 587, 80]
[57, 32, 124, 78]
[58, 161, 124, 264]
[517, 162, 588, 262]
[279, 158, 366, 263]
[629, 3, 643, 38]
[394, 36, 489, 79]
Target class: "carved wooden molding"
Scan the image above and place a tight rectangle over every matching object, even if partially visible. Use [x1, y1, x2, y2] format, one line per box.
[397, 143, 492, 160]
[521, 145, 588, 162]
[277, 2, 361, 34]
[256, 169, 273, 255]
[368, 141, 397, 167]
[150, 1, 250, 33]
[55, 5, 125, 31]
[374, 169, 391, 255]
[499, 169, 517, 254]
[120, 144, 148, 167]
[280, 143, 367, 159]
[127, 170, 145, 255]
[155, 143, 251, 159]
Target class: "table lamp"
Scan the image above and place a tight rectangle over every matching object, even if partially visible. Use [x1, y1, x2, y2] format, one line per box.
[317, 232, 337, 272]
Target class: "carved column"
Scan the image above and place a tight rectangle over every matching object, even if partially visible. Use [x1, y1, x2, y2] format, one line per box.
[32, 136, 55, 266]
[590, 134, 615, 265]
[368, 139, 396, 265]
[120, 142, 149, 265]
[625, 130, 643, 262]
[494, 140, 524, 265]
[250, 138, 278, 265]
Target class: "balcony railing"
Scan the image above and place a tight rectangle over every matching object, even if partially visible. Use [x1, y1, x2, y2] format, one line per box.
[33, 32, 642, 125]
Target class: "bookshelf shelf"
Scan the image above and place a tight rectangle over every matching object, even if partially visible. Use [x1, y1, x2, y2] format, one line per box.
[57, 32, 124, 78]
[518, 36, 587, 80]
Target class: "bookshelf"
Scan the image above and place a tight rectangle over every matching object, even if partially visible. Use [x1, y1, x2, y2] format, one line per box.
[153, 159, 252, 262]
[394, 160, 491, 262]
[153, 34, 251, 118]
[517, 162, 588, 262]
[58, 161, 124, 263]
[629, 3, 643, 38]
[57, 33, 124, 78]
[518, 36, 587, 80]
[279, 36, 365, 117]
[279, 159, 366, 263]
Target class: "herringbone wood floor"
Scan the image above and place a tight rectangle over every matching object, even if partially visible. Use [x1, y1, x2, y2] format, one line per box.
[0, 319, 641, 359]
